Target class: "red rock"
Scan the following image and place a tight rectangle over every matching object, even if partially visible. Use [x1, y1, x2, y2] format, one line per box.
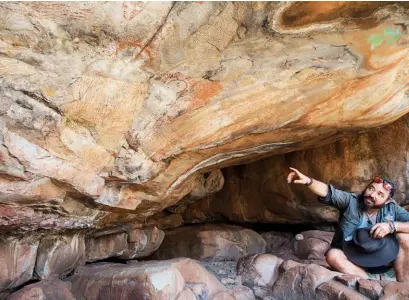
[292, 230, 334, 261]
[67, 258, 225, 300]
[272, 263, 341, 300]
[237, 254, 282, 291]
[153, 223, 266, 261]
[35, 233, 85, 279]
[5, 279, 75, 300]
[358, 279, 383, 300]
[379, 281, 409, 300]
[278, 259, 306, 273]
[260, 231, 293, 256]
[316, 281, 369, 300]
[85, 232, 127, 262]
[335, 274, 360, 289]
[119, 226, 164, 259]
[0, 237, 38, 291]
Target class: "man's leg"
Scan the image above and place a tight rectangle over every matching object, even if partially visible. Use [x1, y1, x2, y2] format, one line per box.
[394, 233, 409, 283]
[326, 248, 369, 278]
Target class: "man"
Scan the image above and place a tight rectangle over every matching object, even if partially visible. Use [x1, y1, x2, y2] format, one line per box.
[287, 167, 409, 282]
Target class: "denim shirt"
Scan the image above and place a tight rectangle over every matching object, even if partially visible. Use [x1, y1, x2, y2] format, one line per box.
[318, 185, 409, 249]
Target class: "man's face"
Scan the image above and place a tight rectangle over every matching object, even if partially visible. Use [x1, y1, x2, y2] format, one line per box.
[363, 181, 391, 209]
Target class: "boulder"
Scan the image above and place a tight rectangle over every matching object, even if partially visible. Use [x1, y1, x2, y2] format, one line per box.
[237, 254, 282, 298]
[0, 237, 38, 291]
[260, 231, 293, 256]
[5, 279, 75, 300]
[292, 230, 334, 261]
[272, 264, 341, 300]
[379, 281, 409, 300]
[67, 258, 225, 300]
[153, 223, 266, 261]
[34, 233, 85, 279]
[316, 281, 369, 300]
[358, 279, 383, 300]
[119, 226, 164, 259]
[85, 232, 127, 262]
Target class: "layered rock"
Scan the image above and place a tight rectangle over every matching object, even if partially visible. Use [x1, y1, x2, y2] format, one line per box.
[35, 233, 86, 279]
[5, 279, 76, 300]
[1, 2, 409, 233]
[0, 237, 38, 292]
[153, 223, 266, 261]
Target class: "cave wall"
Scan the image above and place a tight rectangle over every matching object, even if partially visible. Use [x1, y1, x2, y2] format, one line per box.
[182, 114, 409, 225]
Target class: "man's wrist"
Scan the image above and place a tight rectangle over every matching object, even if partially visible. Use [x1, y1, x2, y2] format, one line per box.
[305, 177, 313, 186]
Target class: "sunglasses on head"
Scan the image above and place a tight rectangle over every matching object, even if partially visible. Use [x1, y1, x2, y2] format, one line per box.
[373, 176, 393, 191]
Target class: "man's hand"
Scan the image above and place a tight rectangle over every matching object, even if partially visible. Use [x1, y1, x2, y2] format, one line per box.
[370, 223, 391, 239]
[287, 167, 311, 185]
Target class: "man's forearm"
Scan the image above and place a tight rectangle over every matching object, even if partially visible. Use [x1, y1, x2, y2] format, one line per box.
[395, 222, 409, 233]
[307, 178, 329, 198]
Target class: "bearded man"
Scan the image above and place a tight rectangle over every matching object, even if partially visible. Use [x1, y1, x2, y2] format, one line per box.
[287, 167, 409, 282]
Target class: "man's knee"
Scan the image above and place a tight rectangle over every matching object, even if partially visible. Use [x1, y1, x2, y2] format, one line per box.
[326, 248, 346, 267]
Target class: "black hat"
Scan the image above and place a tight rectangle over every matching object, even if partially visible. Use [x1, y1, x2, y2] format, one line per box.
[343, 227, 399, 268]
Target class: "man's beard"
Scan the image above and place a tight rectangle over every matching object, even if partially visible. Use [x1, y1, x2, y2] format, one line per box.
[361, 192, 383, 210]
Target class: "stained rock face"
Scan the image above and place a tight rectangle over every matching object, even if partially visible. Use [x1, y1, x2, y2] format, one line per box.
[119, 226, 165, 259]
[85, 232, 128, 262]
[5, 279, 76, 300]
[183, 114, 409, 225]
[34, 233, 86, 279]
[1, 2, 409, 232]
[153, 223, 266, 261]
[0, 237, 39, 291]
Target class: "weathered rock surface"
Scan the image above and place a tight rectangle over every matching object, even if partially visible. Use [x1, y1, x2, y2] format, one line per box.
[2, 2, 409, 233]
[85, 232, 127, 262]
[272, 263, 341, 300]
[183, 114, 409, 225]
[316, 281, 369, 300]
[293, 230, 334, 263]
[237, 254, 283, 298]
[5, 279, 76, 300]
[153, 223, 266, 261]
[0, 237, 38, 291]
[34, 233, 85, 279]
[119, 226, 164, 259]
[67, 258, 226, 300]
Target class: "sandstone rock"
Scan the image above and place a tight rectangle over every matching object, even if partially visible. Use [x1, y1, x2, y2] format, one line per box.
[35, 233, 85, 279]
[335, 275, 360, 289]
[260, 231, 293, 256]
[379, 281, 409, 300]
[272, 264, 341, 300]
[316, 281, 369, 300]
[237, 254, 282, 296]
[176, 288, 196, 300]
[153, 223, 266, 261]
[0, 237, 38, 291]
[358, 279, 383, 300]
[212, 286, 255, 300]
[85, 232, 127, 262]
[119, 226, 164, 259]
[278, 259, 306, 273]
[68, 258, 225, 300]
[5, 279, 75, 300]
[293, 230, 334, 261]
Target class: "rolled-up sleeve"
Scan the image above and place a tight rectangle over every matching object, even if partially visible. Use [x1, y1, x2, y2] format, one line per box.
[318, 184, 353, 210]
[395, 205, 409, 222]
